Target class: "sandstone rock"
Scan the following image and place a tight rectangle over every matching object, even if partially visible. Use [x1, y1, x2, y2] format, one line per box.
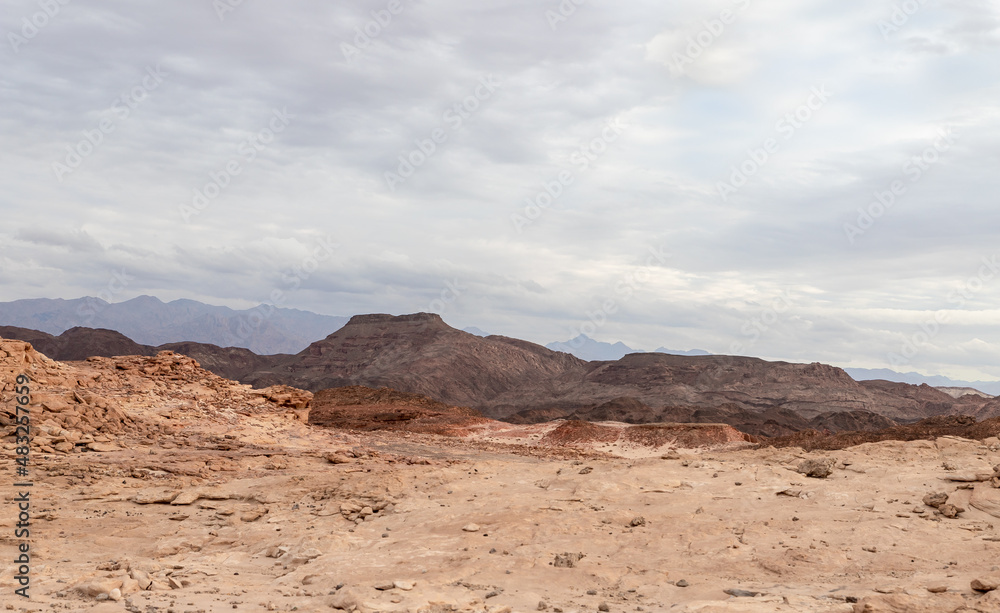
[240, 509, 267, 522]
[797, 458, 835, 478]
[852, 592, 965, 612]
[462, 523, 480, 532]
[970, 484, 1000, 518]
[394, 580, 415, 590]
[87, 441, 119, 452]
[971, 576, 1000, 592]
[724, 588, 762, 597]
[629, 516, 646, 527]
[923, 492, 948, 508]
[133, 490, 178, 504]
[129, 569, 152, 590]
[326, 453, 354, 464]
[74, 578, 123, 598]
[374, 581, 395, 590]
[170, 489, 201, 505]
[938, 503, 964, 518]
[553, 552, 585, 568]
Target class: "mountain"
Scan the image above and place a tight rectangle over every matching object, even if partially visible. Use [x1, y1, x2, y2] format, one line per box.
[654, 347, 711, 356]
[4, 314, 997, 428]
[246, 313, 587, 409]
[241, 314, 995, 423]
[0, 326, 157, 361]
[0, 296, 348, 354]
[546, 335, 636, 361]
[844, 367, 1000, 397]
[547, 335, 712, 362]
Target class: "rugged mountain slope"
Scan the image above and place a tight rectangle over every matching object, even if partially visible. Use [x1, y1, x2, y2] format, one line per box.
[245, 313, 588, 409]
[0, 326, 157, 361]
[4, 314, 995, 427]
[241, 314, 990, 423]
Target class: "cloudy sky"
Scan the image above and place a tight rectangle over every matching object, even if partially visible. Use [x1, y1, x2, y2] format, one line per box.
[2, 0, 999, 380]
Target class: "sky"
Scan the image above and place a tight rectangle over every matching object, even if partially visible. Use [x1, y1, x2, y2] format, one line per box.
[2, 0, 999, 381]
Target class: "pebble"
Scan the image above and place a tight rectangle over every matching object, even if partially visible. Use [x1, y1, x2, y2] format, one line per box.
[462, 524, 480, 532]
[598, 604, 610, 612]
[675, 580, 689, 587]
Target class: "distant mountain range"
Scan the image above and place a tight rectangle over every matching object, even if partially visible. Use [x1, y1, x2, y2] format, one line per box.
[545, 334, 710, 362]
[547, 335, 999, 397]
[0, 296, 348, 354]
[843, 368, 1000, 397]
[2, 296, 996, 398]
[4, 314, 999, 435]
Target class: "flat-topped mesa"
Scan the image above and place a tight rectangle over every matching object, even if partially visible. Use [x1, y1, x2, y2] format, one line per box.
[345, 312, 445, 326]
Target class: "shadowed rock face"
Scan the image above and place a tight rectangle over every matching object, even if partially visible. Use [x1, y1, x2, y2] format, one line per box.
[3, 314, 995, 430]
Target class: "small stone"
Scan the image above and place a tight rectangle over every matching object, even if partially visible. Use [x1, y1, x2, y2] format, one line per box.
[598, 604, 610, 612]
[675, 580, 689, 587]
[797, 458, 834, 479]
[579, 467, 593, 474]
[587, 589, 598, 595]
[373, 581, 395, 591]
[393, 580, 415, 591]
[923, 492, 948, 508]
[972, 577, 1000, 592]
[108, 588, 122, 601]
[553, 552, 585, 568]
[724, 588, 761, 597]
[629, 516, 646, 527]
[939, 503, 964, 518]
[538, 602, 548, 611]
[926, 585, 948, 593]
[462, 523, 480, 532]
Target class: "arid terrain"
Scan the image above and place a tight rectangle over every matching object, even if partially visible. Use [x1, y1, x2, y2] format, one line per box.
[4, 314, 999, 438]
[3, 337, 1000, 612]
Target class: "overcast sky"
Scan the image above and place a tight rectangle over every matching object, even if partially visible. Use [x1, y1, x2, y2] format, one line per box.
[2, 0, 999, 380]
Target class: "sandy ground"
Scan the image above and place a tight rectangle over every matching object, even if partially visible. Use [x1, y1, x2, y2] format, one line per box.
[4, 431, 1000, 612]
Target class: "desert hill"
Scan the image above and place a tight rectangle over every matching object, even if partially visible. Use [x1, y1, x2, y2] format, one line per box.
[3, 315, 998, 431]
[246, 314, 995, 424]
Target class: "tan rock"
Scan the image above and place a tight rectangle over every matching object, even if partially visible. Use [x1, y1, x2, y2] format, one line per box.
[170, 490, 202, 505]
[74, 578, 123, 598]
[327, 589, 361, 610]
[852, 592, 965, 612]
[129, 569, 152, 590]
[970, 484, 1000, 518]
[133, 490, 179, 505]
[971, 576, 1000, 592]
